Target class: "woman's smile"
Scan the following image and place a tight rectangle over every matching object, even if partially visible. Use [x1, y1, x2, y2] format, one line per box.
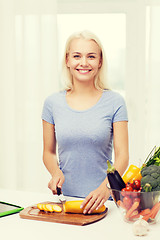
[66, 38, 102, 83]
[76, 69, 92, 74]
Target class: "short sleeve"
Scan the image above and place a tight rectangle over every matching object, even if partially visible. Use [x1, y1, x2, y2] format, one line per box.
[112, 94, 128, 123]
[41, 96, 55, 125]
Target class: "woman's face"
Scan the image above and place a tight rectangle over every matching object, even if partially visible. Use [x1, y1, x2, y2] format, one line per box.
[66, 38, 102, 85]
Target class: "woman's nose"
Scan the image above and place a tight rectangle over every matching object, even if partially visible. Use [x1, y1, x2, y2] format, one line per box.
[80, 56, 88, 66]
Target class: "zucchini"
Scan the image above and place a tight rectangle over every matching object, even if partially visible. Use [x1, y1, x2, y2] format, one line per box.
[63, 200, 106, 214]
[37, 203, 62, 212]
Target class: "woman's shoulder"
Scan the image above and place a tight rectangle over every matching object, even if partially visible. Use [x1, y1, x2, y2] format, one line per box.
[103, 89, 125, 101]
[102, 90, 127, 111]
[44, 90, 66, 103]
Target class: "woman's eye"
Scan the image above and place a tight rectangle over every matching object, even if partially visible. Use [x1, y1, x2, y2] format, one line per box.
[88, 55, 95, 59]
[73, 55, 80, 58]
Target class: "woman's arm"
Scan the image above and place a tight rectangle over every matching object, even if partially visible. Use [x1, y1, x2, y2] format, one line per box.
[112, 121, 129, 175]
[81, 121, 129, 214]
[42, 120, 65, 194]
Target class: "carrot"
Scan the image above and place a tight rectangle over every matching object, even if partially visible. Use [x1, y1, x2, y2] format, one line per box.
[143, 201, 160, 221]
[125, 200, 140, 219]
[128, 208, 151, 220]
[142, 213, 152, 221]
[139, 208, 151, 216]
[150, 202, 160, 219]
[117, 200, 127, 210]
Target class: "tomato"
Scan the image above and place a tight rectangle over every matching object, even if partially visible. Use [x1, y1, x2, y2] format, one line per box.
[121, 188, 127, 197]
[125, 182, 131, 187]
[125, 186, 133, 196]
[121, 186, 133, 197]
[133, 180, 141, 190]
[123, 196, 132, 209]
[129, 182, 134, 189]
[126, 186, 133, 191]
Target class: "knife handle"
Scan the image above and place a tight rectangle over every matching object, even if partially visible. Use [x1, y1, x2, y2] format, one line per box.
[56, 186, 62, 196]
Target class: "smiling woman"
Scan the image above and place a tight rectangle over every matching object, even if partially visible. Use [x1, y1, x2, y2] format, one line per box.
[63, 32, 106, 111]
[42, 30, 129, 214]
[62, 31, 108, 91]
[66, 38, 102, 85]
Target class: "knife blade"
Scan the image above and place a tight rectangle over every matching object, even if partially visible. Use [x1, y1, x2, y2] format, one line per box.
[56, 187, 66, 204]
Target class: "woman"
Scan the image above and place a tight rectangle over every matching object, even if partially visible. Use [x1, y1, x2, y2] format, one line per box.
[42, 30, 129, 214]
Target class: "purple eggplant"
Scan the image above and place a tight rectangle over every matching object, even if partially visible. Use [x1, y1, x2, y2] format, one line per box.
[107, 160, 126, 201]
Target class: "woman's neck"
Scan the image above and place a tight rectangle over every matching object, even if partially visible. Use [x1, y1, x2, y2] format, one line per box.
[69, 80, 100, 97]
[66, 81, 103, 111]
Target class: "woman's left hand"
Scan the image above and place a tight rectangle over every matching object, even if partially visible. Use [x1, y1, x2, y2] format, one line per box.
[80, 180, 110, 214]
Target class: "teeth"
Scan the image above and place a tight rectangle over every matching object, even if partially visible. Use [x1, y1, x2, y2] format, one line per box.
[78, 69, 90, 73]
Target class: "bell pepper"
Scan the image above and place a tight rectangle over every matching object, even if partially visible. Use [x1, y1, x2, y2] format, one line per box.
[130, 169, 142, 183]
[122, 164, 141, 183]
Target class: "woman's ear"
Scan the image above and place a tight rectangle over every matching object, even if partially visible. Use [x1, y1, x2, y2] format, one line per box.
[66, 53, 70, 67]
[98, 58, 102, 68]
[98, 52, 102, 68]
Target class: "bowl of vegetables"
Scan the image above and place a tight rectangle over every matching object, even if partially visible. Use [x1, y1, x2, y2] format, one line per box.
[107, 146, 160, 224]
[108, 186, 160, 224]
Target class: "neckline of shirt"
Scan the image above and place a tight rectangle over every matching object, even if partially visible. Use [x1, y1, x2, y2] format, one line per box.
[63, 89, 110, 113]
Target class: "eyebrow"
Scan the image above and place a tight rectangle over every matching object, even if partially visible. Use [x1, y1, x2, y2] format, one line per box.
[72, 52, 97, 55]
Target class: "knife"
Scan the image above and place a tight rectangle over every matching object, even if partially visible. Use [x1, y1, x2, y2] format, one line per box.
[56, 187, 66, 204]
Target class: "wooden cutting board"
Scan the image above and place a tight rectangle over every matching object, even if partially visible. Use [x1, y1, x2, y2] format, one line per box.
[19, 201, 108, 226]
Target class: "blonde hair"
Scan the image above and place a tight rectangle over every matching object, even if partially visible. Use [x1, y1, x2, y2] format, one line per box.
[61, 30, 109, 90]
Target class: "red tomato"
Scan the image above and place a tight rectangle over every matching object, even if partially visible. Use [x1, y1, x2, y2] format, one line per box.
[126, 186, 133, 191]
[133, 180, 141, 190]
[125, 182, 131, 187]
[129, 182, 134, 189]
[123, 196, 132, 209]
[125, 186, 133, 196]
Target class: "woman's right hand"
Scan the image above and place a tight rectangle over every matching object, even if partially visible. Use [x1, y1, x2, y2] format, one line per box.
[48, 168, 65, 194]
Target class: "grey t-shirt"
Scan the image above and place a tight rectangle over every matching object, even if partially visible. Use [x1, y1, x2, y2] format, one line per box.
[42, 90, 128, 198]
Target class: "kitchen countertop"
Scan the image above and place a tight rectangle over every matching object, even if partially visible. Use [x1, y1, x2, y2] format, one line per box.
[0, 188, 159, 240]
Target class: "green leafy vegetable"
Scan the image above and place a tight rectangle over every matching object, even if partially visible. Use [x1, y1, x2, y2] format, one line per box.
[144, 146, 160, 167]
[141, 165, 160, 192]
